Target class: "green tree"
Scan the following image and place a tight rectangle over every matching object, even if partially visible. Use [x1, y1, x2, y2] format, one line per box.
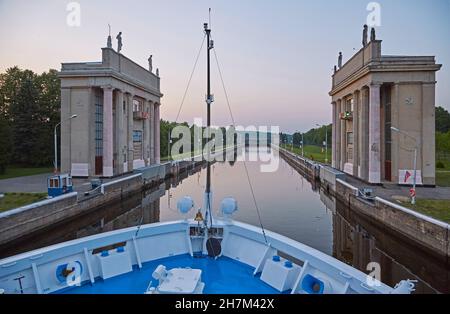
[9, 69, 41, 165]
[436, 106, 450, 133]
[293, 132, 302, 146]
[0, 67, 60, 168]
[0, 115, 12, 173]
[301, 124, 332, 147]
[436, 131, 450, 153]
[34, 69, 61, 166]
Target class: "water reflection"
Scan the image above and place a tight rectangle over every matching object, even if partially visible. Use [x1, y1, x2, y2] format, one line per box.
[0, 147, 448, 293]
[332, 197, 448, 294]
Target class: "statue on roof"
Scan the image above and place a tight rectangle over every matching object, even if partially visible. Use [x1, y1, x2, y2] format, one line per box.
[362, 24, 368, 47]
[338, 52, 343, 69]
[370, 27, 376, 42]
[148, 55, 153, 72]
[116, 32, 123, 53]
[156, 68, 159, 77]
[107, 24, 113, 48]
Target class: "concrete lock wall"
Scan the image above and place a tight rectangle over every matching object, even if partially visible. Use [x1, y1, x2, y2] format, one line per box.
[277, 147, 320, 181]
[0, 193, 79, 245]
[336, 179, 449, 257]
[101, 174, 143, 194]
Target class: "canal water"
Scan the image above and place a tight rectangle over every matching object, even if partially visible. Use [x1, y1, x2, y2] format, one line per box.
[0, 148, 448, 293]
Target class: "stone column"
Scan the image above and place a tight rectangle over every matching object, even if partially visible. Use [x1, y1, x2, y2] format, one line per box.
[149, 102, 155, 164]
[127, 93, 134, 172]
[391, 83, 400, 183]
[116, 90, 125, 174]
[60, 88, 71, 174]
[340, 99, 347, 170]
[368, 83, 381, 183]
[102, 87, 114, 177]
[357, 90, 364, 178]
[144, 100, 151, 166]
[335, 99, 341, 170]
[353, 91, 359, 177]
[154, 103, 161, 164]
[331, 102, 337, 168]
[422, 82, 436, 186]
[360, 87, 369, 181]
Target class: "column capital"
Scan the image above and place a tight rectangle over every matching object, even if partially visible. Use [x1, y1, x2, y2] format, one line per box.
[370, 82, 382, 87]
[101, 85, 114, 91]
[144, 98, 154, 105]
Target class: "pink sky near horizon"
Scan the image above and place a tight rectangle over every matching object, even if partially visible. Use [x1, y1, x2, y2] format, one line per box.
[1, 0, 449, 134]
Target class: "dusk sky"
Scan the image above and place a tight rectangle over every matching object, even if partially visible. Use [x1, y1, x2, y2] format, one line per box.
[1, 0, 449, 133]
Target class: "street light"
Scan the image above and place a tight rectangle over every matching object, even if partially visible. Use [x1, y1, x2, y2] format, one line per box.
[391, 126, 418, 205]
[301, 133, 304, 157]
[54, 114, 77, 173]
[316, 124, 328, 164]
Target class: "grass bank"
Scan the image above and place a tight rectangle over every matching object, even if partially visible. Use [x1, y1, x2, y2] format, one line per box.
[281, 144, 331, 164]
[0, 192, 48, 212]
[0, 167, 52, 180]
[436, 171, 450, 187]
[398, 199, 450, 223]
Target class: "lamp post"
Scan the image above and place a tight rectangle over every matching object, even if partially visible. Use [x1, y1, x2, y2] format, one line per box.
[316, 124, 328, 164]
[301, 133, 304, 157]
[54, 114, 77, 174]
[391, 126, 418, 205]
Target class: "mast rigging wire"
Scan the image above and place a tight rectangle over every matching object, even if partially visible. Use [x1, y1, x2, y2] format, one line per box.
[211, 40, 269, 245]
[174, 34, 207, 123]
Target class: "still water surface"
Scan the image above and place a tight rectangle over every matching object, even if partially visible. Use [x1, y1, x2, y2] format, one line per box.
[1, 148, 448, 293]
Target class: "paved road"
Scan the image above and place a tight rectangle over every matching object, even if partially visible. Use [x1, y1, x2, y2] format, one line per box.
[345, 176, 450, 201]
[0, 173, 134, 195]
[0, 173, 51, 193]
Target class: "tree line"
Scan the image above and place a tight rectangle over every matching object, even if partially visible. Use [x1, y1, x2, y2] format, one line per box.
[160, 120, 239, 160]
[280, 125, 332, 148]
[436, 106, 450, 156]
[0, 67, 60, 173]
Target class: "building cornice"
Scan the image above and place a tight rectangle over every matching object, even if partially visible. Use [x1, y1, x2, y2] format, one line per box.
[58, 68, 163, 98]
[329, 62, 442, 96]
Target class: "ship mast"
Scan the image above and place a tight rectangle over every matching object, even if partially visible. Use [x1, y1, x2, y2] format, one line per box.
[204, 21, 213, 225]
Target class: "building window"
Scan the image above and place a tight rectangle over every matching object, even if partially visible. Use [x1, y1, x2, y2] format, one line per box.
[346, 98, 354, 112]
[133, 130, 143, 142]
[133, 99, 142, 112]
[95, 95, 103, 157]
[347, 132, 353, 145]
[133, 130, 143, 160]
[347, 148, 353, 162]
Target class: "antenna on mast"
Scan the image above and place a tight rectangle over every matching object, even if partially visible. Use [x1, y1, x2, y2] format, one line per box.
[209, 8, 211, 29]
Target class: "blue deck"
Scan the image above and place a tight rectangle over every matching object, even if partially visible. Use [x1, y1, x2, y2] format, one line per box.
[60, 254, 281, 294]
